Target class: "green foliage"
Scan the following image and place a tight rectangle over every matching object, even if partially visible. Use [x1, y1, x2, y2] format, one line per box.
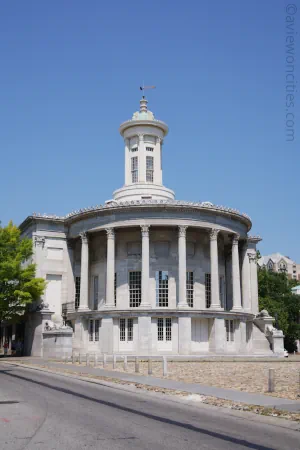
[258, 268, 300, 352]
[0, 221, 46, 322]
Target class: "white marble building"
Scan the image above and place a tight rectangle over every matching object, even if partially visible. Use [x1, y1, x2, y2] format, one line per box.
[19, 97, 284, 357]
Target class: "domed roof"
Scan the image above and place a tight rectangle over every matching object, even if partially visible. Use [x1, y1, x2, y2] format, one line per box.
[132, 109, 155, 121]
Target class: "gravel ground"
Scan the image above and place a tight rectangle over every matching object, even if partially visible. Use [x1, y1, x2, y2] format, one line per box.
[104, 359, 300, 400]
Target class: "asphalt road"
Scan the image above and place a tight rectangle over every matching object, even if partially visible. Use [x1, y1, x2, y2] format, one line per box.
[0, 363, 299, 450]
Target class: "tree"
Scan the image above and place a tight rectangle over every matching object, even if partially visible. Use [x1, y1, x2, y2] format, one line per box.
[0, 221, 46, 322]
[258, 268, 300, 352]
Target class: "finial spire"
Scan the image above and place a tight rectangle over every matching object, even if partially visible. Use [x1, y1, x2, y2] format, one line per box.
[140, 97, 148, 112]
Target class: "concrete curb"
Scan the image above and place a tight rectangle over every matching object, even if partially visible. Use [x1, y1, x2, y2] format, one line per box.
[2, 360, 300, 432]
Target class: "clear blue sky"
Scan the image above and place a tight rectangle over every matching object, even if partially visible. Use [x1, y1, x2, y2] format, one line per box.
[0, 1, 299, 260]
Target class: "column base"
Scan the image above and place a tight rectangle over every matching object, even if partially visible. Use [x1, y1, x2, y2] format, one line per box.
[232, 306, 243, 312]
[139, 303, 151, 309]
[210, 304, 223, 311]
[104, 303, 116, 309]
[77, 306, 90, 312]
[177, 303, 190, 309]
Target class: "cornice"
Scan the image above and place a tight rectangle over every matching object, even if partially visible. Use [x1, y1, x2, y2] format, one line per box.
[24, 199, 253, 230]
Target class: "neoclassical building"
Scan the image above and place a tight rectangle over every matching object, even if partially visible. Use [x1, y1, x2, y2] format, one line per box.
[19, 97, 284, 357]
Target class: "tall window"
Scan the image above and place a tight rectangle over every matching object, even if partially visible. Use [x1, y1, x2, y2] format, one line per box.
[157, 318, 172, 341]
[186, 271, 194, 307]
[146, 156, 154, 182]
[219, 275, 225, 308]
[225, 319, 235, 342]
[205, 273, 211, 308]
[114, 273, 117, 306]
[89, 319, 100, 342]
[156, 271, 169, 307]
[93, 276, 98, 310]
[75, 276, 81, 309]
[129, 271, 141, 307]
[119, 318, 133, 342]
[131, 156, 138, 183]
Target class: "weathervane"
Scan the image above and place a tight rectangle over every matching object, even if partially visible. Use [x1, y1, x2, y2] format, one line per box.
[140, 83, 156, 97]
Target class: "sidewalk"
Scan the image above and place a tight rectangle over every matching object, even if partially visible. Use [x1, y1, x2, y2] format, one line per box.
[4, 357, 300, 413]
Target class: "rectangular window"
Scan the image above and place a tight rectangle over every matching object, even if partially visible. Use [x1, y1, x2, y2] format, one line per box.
[186, 271, 194, 307]
[93, 276, 98, 310]
[219, 275, 225, 308]
[129, 271, 141, 307]
[131, 147, 138, 152]
[225, 319, 235, 342]
[75, 276, 81, 309]
[114, 273, 117, 306]
[89, 319, 100, 342]
[146, 155, 154, 182]
[131, 156, 138, 183]
[156, 271, 169, 307]
[205, 273, 211, 308]
[146, 146, 153, 152]
[119, 318, 133, 342]
[157, 318, 172, 341]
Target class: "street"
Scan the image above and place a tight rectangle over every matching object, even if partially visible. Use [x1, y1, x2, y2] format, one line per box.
[0, 362, 299, 450]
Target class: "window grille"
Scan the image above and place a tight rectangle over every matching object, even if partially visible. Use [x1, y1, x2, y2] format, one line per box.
[156, 271, 169, 307]
[119, 318, 133, 342]
[157, 318, 172, 341]
[120, 318, 126, 341]
[131, 156, 138, 183]
[205, 273, 211, 308]
[225, 319, 235, 342]
[114, 273, 117, 306]
[157, 318, 164, 341]
[127, 318, 133, 341]
[89, 319, 100, 342]
[165, 318, 172, 341]
[75, 276, 81, 309]
[129, 271, 141, 307]
[186, 271, 194, 307]
[219, 275, 225, 308]
[146, 155, 154, 182]
[93, 276, 98, 310]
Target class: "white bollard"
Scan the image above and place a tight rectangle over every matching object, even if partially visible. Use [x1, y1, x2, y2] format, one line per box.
[135, 356, 140, 373]
[72, 352, 75, 364]
[86, 353, 89, 366]
[163, 356, 168, 377]
[148, 358, 152, 375]
[103, 353, 107, 368]
[113, 354, 117, 369]
[268, 368, 275, 392]
[94, 354, 97, 367]
[79, 353, 82, 364]
[123, 355, 128, 371]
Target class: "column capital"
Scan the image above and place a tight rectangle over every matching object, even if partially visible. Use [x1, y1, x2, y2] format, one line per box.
[156, 136, 162, 144]
[209, 229, 220, 240]
[247, 252, 257, 263]
[106, 228, 115, 239]
[232, 234, 240, 245]
[178, 225, 188, 238]
[79, 231, 88, 243]
[138, 133, 144, 142]
[141, 225, 150, 237]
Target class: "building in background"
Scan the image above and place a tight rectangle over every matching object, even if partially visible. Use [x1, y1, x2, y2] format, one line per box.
[258, 253, 300, 281]
[4, 97, 285, 358]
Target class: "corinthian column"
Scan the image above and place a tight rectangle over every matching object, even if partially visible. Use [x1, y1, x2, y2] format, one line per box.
[178, 226, 189, 308]
[248, 252, 259, 314]
[210, 229, 222, 309]
[232, 234, 242, 311]
[78, 232, 89, 311]
[241, 242, 251, 312]
[105, 228, 115, 308]
[141, 225, 151, 308]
